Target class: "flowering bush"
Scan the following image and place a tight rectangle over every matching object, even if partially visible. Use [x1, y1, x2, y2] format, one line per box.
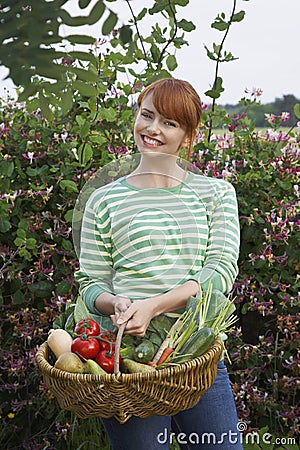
[1, 86, 299, 448]
[197, 96, 300, 438]
[0, 91, 133, 448]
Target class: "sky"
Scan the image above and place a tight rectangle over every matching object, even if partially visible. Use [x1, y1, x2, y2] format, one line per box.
[1, 0, 299, 105]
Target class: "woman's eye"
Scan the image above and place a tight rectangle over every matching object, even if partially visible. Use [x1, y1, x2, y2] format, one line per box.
[141, 112, 151, 119]
[165, 121, 176, 127]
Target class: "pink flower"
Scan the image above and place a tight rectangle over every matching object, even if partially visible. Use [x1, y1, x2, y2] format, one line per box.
[107, 145, 129, 156]
[245, 87, 263, 98]
[280, 112, 290, 122]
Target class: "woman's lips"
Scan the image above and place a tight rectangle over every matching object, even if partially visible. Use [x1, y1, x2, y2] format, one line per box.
[142, 135, 163, 147]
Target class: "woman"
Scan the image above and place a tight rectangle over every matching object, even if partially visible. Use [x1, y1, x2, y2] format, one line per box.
[75, 78, 242, 449]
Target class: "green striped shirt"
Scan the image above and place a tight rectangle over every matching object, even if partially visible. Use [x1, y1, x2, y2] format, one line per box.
[75, 171, 240, 314]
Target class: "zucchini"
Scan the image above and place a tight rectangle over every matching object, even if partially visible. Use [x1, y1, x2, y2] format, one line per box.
[134, 340, 155, 363]
[179, 327, 215, 360]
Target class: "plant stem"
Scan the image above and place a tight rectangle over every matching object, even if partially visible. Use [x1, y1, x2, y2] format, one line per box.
[157, 1, 178, 67]
[125, 0, 150, 69]
[208, 0, 237, 143]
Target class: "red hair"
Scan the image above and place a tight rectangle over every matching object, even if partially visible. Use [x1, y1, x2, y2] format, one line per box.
[137, 78, 202, 160]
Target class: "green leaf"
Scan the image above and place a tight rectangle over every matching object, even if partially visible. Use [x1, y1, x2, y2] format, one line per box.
[177, 19, 196, 32]
[60, 180, 79, 193]
[13, 290, 24, 305]
[59, 1, 105, 26]
[294, 103, 300, 118]
[0, 217, 10, 233]
[64, 209, 74, 224]
[18, 84, 39, 102]
[78, 143, 93, 165]
[232, 10, 246, 22]
[102, 11, 118, 35]
[150, 44, 160, 63]
[74, 295, 91, 323]
[39, 92, 54, 121]
[175, 0, 189, 5]
[79, 120, 91, 138]
[87, 0, 106, 25]
[56, 281, 72, 296]
[72, 81, 97, 97]
[166, 54, 178, 71]
[152, 30, 167, 44]
[205, 76, 224, 99]
[79, 0, 93, 8]
[26, 238, 37, 250]
[149, 1, 169, 15]
[19, 247, 32, 260]
[211, 21, 228, 31]
[205, 89, 221, 99]
[67, 51, 97, 63]
[136, 8, 147, 21]
[17, 228, 27, 239]
[119, 25, 133, 44]
[61, 89, 73, 115]
[241, 303, 249, 314]
[5, 161, 14, 177]
[62, 239, 74, 252]
[14, 237, 24, 247]
[98, 107, 117, 121]
[65, 34, 96, 45]
[29, 280, 55, 298]
[204, 45, 217, 61]
[73, 63, 99, 82]
[76, 115, 85, 126]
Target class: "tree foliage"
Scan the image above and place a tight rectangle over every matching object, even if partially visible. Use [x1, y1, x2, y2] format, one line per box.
[0, 0, 195, 118]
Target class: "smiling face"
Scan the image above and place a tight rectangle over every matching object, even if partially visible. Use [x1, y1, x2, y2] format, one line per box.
[134, 93, 188, 156]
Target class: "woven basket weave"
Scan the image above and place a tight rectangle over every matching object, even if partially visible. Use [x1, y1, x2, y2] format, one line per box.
[36, 333, 222, 424]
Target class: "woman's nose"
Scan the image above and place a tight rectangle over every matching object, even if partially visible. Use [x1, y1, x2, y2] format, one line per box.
[147, 120, 160, 135]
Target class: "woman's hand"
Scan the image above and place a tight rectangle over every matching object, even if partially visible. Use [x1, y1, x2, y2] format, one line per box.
[112, 299, 156, 337]
[110, 295, 132, 325]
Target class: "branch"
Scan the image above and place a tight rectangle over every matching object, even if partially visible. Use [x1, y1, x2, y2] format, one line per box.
[0, 246, 22, 278]
[156, 0, 178, 67]
[207, 0, 237, 143]
[125, 0, 150, 69]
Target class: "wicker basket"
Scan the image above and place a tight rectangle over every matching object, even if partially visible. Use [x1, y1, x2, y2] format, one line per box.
[35, 328, 223, 424]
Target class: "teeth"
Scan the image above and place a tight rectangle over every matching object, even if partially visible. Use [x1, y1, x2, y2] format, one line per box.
[143, 136, 162, 146]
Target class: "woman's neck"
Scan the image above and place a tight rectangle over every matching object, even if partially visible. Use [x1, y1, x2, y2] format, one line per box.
[127, 154, 186, 188]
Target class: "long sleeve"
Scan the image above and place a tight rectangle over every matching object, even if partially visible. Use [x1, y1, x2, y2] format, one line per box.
[74, 191, 114, 313]
[74, 174, 240, 312]
[191, 181, 240, 294]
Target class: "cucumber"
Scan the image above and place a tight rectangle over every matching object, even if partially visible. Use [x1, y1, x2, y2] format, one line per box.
[179, 327, 215, 360]
[134, 340, 155, 364]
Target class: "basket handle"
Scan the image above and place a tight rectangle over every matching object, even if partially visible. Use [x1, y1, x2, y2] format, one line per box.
[114, 322, 127, 375]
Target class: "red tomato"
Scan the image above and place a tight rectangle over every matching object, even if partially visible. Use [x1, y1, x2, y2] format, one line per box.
[98, 330, 117, 352]
[95, 350, 121, 374]
[71, 336, 100, 359]
[74, 318, 100, 337]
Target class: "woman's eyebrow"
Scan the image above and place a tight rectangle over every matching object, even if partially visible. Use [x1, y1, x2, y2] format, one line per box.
[141, 107, 178, 124]
[141, 107, 153, 113]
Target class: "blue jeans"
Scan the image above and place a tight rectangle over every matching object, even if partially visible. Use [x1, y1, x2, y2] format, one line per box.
[101, 360, 243, 450]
